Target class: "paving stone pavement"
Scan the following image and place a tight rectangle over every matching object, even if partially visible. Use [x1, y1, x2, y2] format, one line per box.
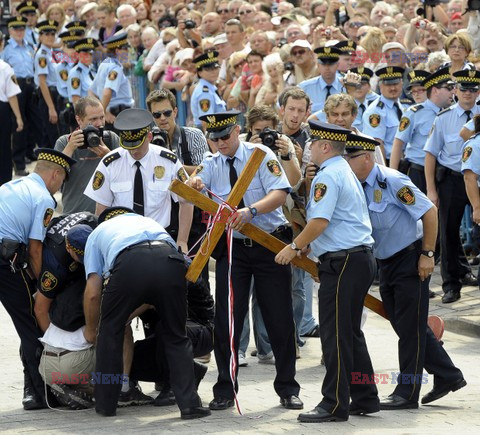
[0, 267, 479, 434]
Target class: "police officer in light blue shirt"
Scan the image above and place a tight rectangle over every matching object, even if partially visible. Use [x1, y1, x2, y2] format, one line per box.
[189, 110, 302, 412]
[298, 46, 343, 113]
[17, 1, 39, 48]
[363, 66, 407, 163]
[68, 38, 98, 103]
[461, 129, 480, 223]
[83, 207, 209, 419]
[0, 148, 75, 410]
[190, 51, 226, 129]
[391, 68, 455, 193]
[345, 132, 466, 410]
[276, 121, 378, 423]
[55, 30, 84, 100]
[90, 33, 134, 126]
[424, 69, 480, 304]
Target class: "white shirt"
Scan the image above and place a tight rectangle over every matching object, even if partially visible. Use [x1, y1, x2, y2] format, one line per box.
[0, 60, 21, 102]
[84, 144, 186, 227]
[40, 323, 92, 351]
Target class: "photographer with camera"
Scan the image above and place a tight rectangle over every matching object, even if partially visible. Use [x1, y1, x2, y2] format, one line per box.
[54, 97, 119, 214]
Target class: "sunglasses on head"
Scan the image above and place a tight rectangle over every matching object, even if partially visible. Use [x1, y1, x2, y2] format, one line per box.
[152, 110, 173, 118]
[209, 132, 232, 142]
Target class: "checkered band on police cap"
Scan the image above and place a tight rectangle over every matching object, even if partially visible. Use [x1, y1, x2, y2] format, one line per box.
[194, 51, 219, 69]
[345, 133, 379, 152]
[98, 207, 135, 224]
[36, 148, 76, 174]
[308, 120, 350, 142]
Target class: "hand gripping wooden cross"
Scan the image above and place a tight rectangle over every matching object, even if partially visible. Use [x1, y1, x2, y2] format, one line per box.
[169, 147, 387, 319]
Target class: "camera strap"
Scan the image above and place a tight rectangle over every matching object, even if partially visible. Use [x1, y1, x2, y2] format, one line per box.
[179, 127, 193, 166]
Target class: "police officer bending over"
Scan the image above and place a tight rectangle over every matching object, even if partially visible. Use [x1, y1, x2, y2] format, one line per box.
[345, 133, 466, 410]
[276, 121, 379, 423]
[0, 149, 75, 410]
[83, 206, 210, 419]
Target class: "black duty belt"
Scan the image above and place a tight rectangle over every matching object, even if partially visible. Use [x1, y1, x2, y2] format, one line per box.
[319, 245, 372, 262]
[408, 162, 424, 171]
[17, 77, 34, 85]
[379, 241, 419, 263]
[446, 168, 463, 177]
[233, 224, 290, 248]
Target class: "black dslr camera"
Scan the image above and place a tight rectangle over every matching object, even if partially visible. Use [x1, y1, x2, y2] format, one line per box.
[79, 125, 103, 149]
[151, 126, 169, 147]
[184, 19, 196, 29]
[259, 128, 279, 151]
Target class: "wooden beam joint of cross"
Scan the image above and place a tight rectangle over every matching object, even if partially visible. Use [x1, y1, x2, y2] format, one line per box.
[169, 148, 387, 319]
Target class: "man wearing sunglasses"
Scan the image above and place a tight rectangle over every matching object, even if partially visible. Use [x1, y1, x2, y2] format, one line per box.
[190, 51, 227, 130]
[424, 70, 480, 304]
[188, 110, 303, 412]
[285, 40, 318, 87]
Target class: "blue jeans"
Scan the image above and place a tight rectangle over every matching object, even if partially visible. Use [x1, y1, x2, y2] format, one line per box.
[292, 267, 317, 336]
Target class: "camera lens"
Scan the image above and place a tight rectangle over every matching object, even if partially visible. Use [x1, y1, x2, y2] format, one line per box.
[86, 132, 100, 147]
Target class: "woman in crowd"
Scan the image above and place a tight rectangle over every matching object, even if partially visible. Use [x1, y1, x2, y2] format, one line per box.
[135, 1, 151, 27]
[441, 33, 475, 75]
[255, 52, 285, 107]
[96, 3, 122, 45]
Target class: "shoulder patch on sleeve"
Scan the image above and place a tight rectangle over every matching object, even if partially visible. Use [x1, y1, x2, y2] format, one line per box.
[399, 117, 410, 132]
[410, 104, 424, 113]
[92, 171, 105, 190]
[463, 146, 473, 162]
[396, 186, 416, 205]
[160, 149, 177, 163]
[102, 151, 121, 167]
[438, 107, 452, 117]
[38, 57, 47, 68]
[177, 167, 188, 182]
[313, 183, 327, 202]
[71, 77, 80, 89]
[40, 271, 58, 292]
[199, 99, 210, 112]
[108, 70, 118, 80]
[43, 208, 54, 228]
[267, 159, 282, 176]
[376, 100, 385, 109]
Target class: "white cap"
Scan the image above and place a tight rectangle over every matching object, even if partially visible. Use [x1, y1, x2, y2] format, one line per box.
[290, 39, 312, 52]
[213, 33, 228, 46]
[80, 2, 97, 18]
[382, 42, 406, 53]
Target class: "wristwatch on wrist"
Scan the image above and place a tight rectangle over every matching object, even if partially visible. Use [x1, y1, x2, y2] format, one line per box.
[248, 206, 257, 217]
[281, 152, 291, 161]
[421, 250, 434, 258]
[290, 241, 301, 251]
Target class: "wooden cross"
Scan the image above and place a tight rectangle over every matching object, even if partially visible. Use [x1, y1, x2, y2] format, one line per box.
[169, 148, 387, 319]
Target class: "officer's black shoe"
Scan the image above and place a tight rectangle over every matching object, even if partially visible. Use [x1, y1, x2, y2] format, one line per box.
[349, 404, 380, 416]
[194, 361, 208, 388]
[22, 386, 45, 410]
[460, 272, 478, 286]
[429, 289, 436, 298]
[153, 388, 176, 407]
[209, 396, 234, 410]
[442, 290, 461, 304]
[421, 378, 467, 404]
[96, 407, 116, 417]
[379, 394, 418, 410]
[118, 382, 154, 406]
[280, 395, 304, 409]
[180, 406, 211, 420]
[297, 406, 348, 423]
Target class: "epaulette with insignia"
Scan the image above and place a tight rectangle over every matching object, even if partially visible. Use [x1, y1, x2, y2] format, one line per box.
[160, 149, 177, 163]
[202, 85, 209, 92]
[376, 100, 385, 109]
[400, 98, 414, 105]
[41, 49, 47, 54]
[438, 106, 453, 116]
[409, 104, 424, 113]
[102, 151, 121, 167]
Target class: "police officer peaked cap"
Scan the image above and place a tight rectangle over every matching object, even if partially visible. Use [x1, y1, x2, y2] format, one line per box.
[73, 38, 99, 52]
[59, 30, 84, 45]
[314, 46, 342, 64]
[37, 20, 58, 33]
[200, 110, 241, 139]
[334, 40, 357, 54]
[66, 224, 93, 263]
[7, 16, 28, 29]
[98, 207, 136, 224]
[34, 148, 76, 177]
[422, 67, 454, 90]
[406, 70, 430, 88]
[65, 20, 87, 32]
[114, 108, 154, 149]
[376, 66, 405, 83]
[453, 69, 480, 88]
[345, 132, 380, 153]
[17, 1, 38, 14]
[104, 32, 128, 50]
[194, 50, 220, 70]
[349, 67, 374, 82]
[308, 120, 350, 142]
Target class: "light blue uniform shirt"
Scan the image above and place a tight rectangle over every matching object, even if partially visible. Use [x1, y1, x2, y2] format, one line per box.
[90, 57, 134, 109]
[34, 44, 57, 87]
[424, 103, 480, 172]
[306, 156, 374, 257]
[25, 27, 38, 48]
[395, 99, 441, 166]
[464, 118, 474, 132]
[363, 164, 433, 259]
[298, 75, 343, 113]
[84, 213, 175, 278]
[195, 141, 291, 234]
[353, 93, 379, 132]
[68, 62, 95, 101]
[55, 61, 74, 98]
[2, 39, 35, 78]
[461, 132, 480, 178]
[0, 173, 56, 244]
[362, 95, 407, 159]
[190, 78, 226, 128]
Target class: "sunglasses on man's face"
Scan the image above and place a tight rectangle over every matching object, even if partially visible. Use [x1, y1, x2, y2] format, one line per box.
[217, 9, 229, 14]
[239, 9, 254, 15]
[209, 132, 231, 142]
[458, 87, 479, 93]
[291, 49, 306, 56]
[152, 110, 173, 118]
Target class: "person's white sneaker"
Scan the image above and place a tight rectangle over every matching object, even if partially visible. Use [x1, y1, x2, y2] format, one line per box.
[258, 352, 275, 365]
[238, 353, 248, 367]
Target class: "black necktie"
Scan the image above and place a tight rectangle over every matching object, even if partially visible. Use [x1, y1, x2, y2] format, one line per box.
[31, 30, 36, 45]
[359, 103, 366, 117]
[465, 110, 472, 122]
[227, 158, 245, 209]
[393, 102, 403, 121]
[362, 181, 367, 189]
[325, 85, 332, 101]
[133, 161, 144, 215]
[88, 69, 94, 80]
